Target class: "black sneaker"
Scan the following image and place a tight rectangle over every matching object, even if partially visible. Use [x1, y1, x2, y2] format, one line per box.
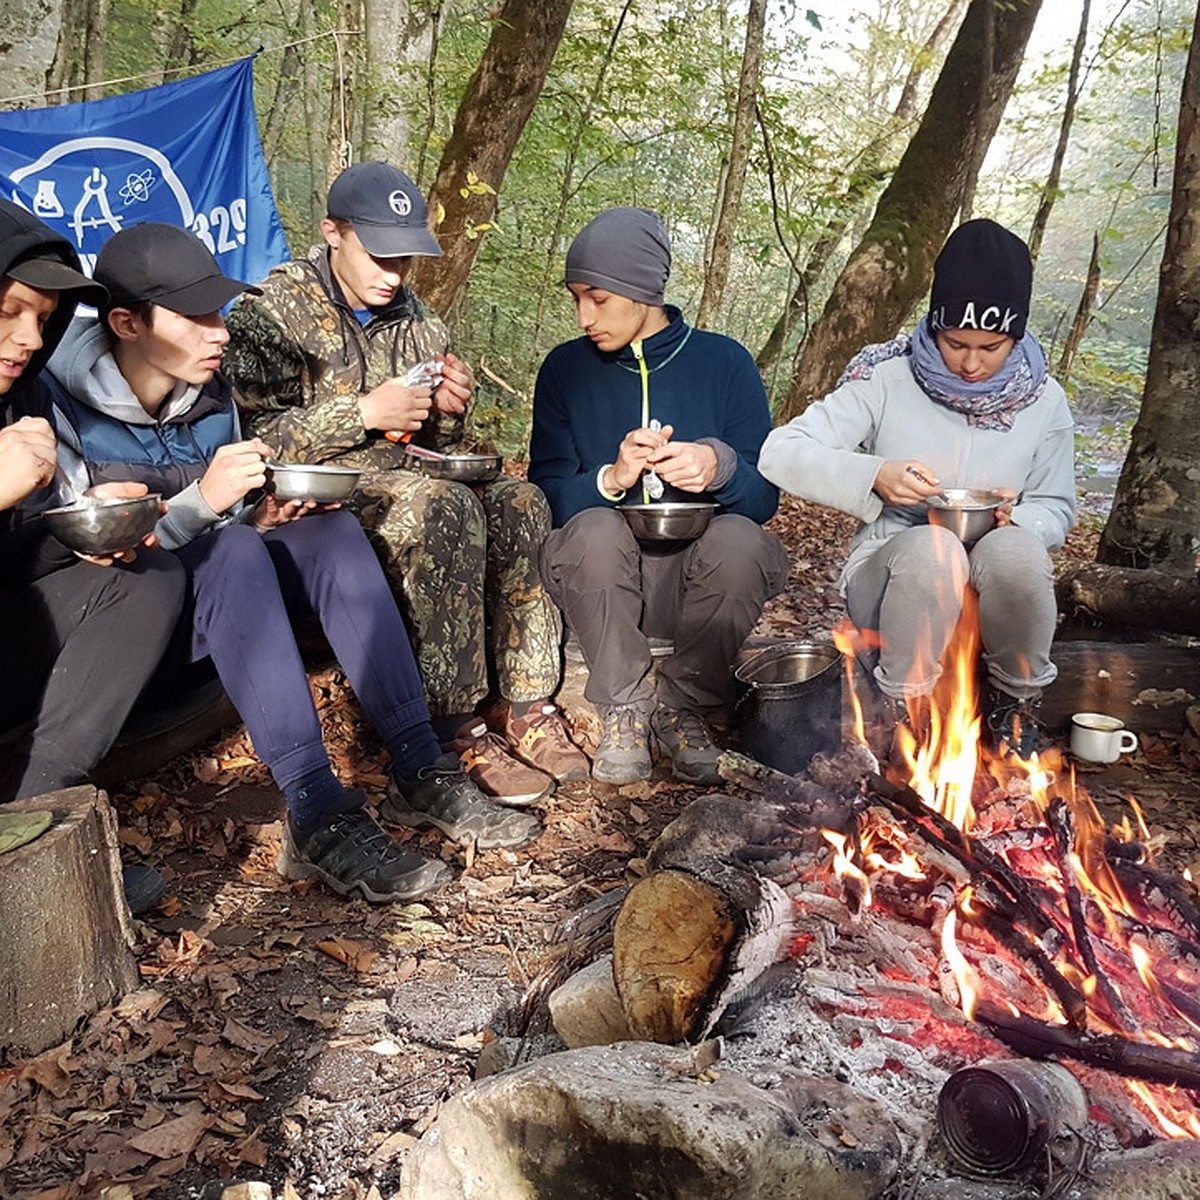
[986, 688, 1043, 760]
[276, 803, 452, 902]
[650, 706, 722, 785]
[380, 753, 541, 850]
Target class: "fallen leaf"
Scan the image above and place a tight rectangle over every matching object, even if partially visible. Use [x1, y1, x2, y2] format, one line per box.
[221, 1017, 287, 1054]
[316, 937, 379, 974]
[126, 1108, 210, 1159]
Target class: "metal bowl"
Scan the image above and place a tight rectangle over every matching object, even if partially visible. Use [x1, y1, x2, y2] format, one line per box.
[264, 461, 361, 503]
[42, 493, 162, 556]
[404, 448, 503, 483]
[926, 488, 1006, 545]
[621, 502, 717, 543]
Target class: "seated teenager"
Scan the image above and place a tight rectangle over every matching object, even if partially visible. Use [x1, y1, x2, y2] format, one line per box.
[530, 207, 788, 786]
[0, 198, 185, 841]
[44, 222, 540, 905]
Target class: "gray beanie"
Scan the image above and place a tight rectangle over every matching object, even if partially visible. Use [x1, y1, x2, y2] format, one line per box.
[565, 207, 671, 305]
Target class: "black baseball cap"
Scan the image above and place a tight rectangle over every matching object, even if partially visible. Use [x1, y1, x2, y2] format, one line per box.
[7, 251, 107, 305]
[326, 162, 442, 258]
[94, 222, 261, 315]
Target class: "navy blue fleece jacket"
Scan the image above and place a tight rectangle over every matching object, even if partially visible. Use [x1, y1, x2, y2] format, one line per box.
[529, 306, 778, 527]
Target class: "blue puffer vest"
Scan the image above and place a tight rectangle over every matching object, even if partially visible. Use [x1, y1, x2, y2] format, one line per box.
[43, 374, 237, 496]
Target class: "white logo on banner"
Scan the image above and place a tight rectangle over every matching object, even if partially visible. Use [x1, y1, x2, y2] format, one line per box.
[388, 189, 412, 217]
[8, 135, 246, 269]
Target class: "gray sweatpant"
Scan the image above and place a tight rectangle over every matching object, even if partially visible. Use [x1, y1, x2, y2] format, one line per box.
[541, 508, 789, 714]
[844, 523, 1057, 701]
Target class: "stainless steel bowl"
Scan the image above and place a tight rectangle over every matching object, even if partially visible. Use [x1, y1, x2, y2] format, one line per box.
[265, 461, 361, 503]
[42, 493, 162, 555]
[621, 502, 717, 542]
[404, 448, 503, 483]
[927, 488, 1006, 545]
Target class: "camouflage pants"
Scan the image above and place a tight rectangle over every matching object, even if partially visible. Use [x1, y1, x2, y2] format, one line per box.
[351, 471, 561, 716]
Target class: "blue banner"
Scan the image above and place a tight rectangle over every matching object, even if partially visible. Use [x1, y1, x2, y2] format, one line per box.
[0, 57, 290, 288]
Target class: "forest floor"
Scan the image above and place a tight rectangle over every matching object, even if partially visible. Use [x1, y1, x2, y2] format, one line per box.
[4, 443, 1200, 1200]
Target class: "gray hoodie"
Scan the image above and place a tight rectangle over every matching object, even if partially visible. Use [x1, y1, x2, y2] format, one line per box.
[758, 355, 1076, 591]
[46, 317, 250, 551]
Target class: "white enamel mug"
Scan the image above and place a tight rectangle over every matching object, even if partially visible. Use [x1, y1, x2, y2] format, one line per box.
[1070, 712, 1139, 764]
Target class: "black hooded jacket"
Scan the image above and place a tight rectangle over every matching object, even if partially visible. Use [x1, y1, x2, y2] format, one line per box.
[0, 198, 97, 585]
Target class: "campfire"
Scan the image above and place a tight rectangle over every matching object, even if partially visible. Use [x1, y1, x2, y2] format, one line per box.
[810, 611, 1200, 1172]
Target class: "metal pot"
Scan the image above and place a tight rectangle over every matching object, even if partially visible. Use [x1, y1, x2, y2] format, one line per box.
[926, 488, 1006, 545]
[734, 640, 843, 775]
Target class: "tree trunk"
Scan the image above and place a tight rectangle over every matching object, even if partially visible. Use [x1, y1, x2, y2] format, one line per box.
[779, 0, 1043, 421]
[1055, 561, 1200, 634]
[1098, 5, 1200, 573]
[696, 0, 766, 329]
[0, 787, 139, 1055]
[1028, 0, 1090, 264]
[755, 0, 965, 379]
[528, 0, 633, 366]
[410, 0, 575, 319]
[361, 0, 440, 168]
[327, 2, 364, 187]
[1056, 230, 1102, 382]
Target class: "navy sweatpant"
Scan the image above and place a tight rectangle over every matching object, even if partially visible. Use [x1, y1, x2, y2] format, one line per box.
[168, 510, 430, 796]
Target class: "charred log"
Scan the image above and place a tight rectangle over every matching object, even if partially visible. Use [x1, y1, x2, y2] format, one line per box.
[973, 999, 1200, 1090]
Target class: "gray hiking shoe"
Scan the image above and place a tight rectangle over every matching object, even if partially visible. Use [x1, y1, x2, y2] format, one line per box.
[651, 706, 722, 785]
[276, 802, 452, 902]
[381, 753, 541, 850]
[593, 705, 652, 785]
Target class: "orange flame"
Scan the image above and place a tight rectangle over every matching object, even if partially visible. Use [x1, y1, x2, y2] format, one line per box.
[822, 829, 872, 910]
[941, 908, 977, 1019]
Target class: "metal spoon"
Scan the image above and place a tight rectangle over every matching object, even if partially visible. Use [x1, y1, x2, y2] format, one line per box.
[644, 419, 665, 500]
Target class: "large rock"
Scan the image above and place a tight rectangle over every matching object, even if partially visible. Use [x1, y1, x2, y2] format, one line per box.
[399, 1042, 899, 1199]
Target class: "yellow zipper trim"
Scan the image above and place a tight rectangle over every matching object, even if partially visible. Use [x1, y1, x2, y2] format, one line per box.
[632, 339, 651, 503]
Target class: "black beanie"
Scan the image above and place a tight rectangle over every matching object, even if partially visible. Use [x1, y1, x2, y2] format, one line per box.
[565, 207, 671, 305]
[928, 218, 1032, 342]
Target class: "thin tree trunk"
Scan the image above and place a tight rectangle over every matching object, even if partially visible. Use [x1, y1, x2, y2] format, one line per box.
[779, 0, 1043, 421]
[755, 0, 966, 378]
[1056, 230, 1102, 382]
[1098, 5, 1200, 572]
[956, 0, 994, 221]
[528, 0, 633, 365]
[696, 0, 766, 329]
[1028, 0, 1091, 264]
[411, 0, 575, 319]
[327, 3, 363, 189]
[164, 0, 199, 71]
[361, 0, 440, 168]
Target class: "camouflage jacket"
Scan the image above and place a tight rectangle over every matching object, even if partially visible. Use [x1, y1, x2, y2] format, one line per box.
[222, 245, 463, 469]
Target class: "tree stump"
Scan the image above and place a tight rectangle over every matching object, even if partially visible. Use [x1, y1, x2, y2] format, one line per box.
[0, 786, 138, 1056]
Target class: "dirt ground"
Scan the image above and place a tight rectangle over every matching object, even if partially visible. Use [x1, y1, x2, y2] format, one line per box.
[3, 495, 1200, 1200]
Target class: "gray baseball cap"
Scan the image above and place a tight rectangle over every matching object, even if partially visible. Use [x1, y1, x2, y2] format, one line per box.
[326, 162, 443, 258]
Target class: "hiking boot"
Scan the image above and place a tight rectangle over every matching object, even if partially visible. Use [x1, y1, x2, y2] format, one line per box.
[593, 705, 652, 785]
[276, 802, 452, 902]
[506, 703, 590, 782]
[381, 754, 541, 850]
[986, 688, 1043, 761]
[651, 706, 722, 785]
[450, 719, 553, 806]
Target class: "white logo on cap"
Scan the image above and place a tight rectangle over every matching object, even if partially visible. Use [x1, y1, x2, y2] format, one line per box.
[388, 189, 412, 218]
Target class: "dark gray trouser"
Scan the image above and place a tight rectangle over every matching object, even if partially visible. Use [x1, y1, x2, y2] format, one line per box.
[541, 508, 789, 713]
[844, 523, 1058, 701]
[0, 548, 187, 800]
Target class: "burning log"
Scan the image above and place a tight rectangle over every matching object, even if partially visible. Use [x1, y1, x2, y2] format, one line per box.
[1110, 857, 1200, 942]
[972, 998, 1200, 1091]
[1046, 799, 1138, 1031]
[715, 750, 862, 833]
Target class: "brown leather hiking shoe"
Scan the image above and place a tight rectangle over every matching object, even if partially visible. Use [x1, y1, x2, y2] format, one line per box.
[506, 703, 590, 782]
[450, 720, 553, 807]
